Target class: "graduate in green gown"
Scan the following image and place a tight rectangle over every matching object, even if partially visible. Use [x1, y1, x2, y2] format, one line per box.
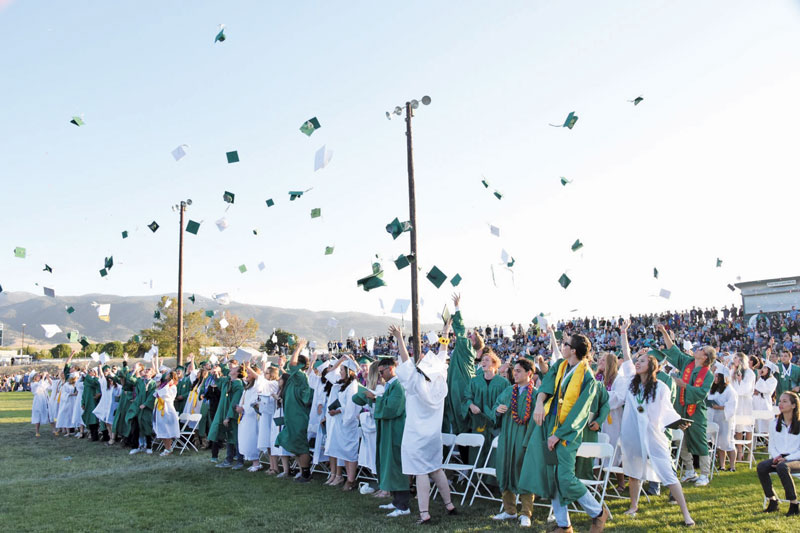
[126, 365, 157, 452]
[221, 367, 245, 468]
[111, 357, 133, 440]
[654, 324, 715, 486]
[575, 380, 610, 480]
[775, 350, 800, 397]
[208, 362, 235, 461]
[520, 333, 608, 533]
[488, 358, 537, 526]
[174, 358, 196, 414]
[274, 338, 315, 482]
[463, 349, 510, 467]
[443, 293, 479, 434]
[81, 367, 101, 440]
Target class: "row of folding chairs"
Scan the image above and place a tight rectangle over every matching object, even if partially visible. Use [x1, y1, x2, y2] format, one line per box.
[152, 413, 202, 454]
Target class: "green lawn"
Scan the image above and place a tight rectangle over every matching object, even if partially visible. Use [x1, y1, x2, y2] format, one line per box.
[0, 392, 795, 532]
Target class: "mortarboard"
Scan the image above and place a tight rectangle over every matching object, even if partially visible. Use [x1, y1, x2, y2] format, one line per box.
[44, 287, 55, 298]
[226, 150, 239, 164]
[659, 288, 671, 299]
[258, 261, 266, 271]
[215, 218, 229, 231]
[99, 268, 108, 277]
[300, 117, 321, 136]
[43, 264, 53, 273]
[653, 267, 659, 279]
[66, 306, 75, 314]
[223, 191, 235, 204]
[571, 239, 583, 252]
[310, 208, 321, 218]
[314, 145, 332, 171]
[42, 324, 62, 339]
[629, 96, 644, 106]
[205, 310, 214, 318]
[558, 274, 571, 289]
[67, 330, 79, 343]
[79, 337, 90, 348]
[716, 258, 723, 268]
[391, 299, 411, 314]
[252, 228, 258, 234]
[490, 225, 500, 237]
[188, 294, 196, 303]
[133, 335, 141, 343]
[122, 230, 128, 239]
[14, 247, 26, 258]
[325, 246, 335, 255]
[560, 176, 571, 186]
[493, 191, 503, 200]
[426, 266, 447, 288]
[214, 24, 226, 43]
[394, 254, 413, 270]
[70, 116, 85, 127]
[551, 111, 578, 129]
[450, 273, 462, 287]
[386, 217, 412, 239]
[238, 264, 247, 273]
[265, 198, 274, 207]
[727, 284, 736, 292]
[481, 177, 490, 188]
[171, 144, 188, 161]
[148, 221, 159, 233]
[186, 220, 200, 235]
[289, 191, 305, 201]
[357, 356, 371, 365]
[154, 310, 161, 319]
[219, 318, 229, 329]
[96, 304, 110, 322]
[105, 256, 114, 270]
[357, 270, 386, 292]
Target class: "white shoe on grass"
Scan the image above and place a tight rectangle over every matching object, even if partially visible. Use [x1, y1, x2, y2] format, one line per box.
[493, 511, 517, 520]
[379, 503, 396, 510]
[386, 509, 410, 517]
[680, 470, 697, 483]
[695, 475, 710, 486]
[519, 515, 531, 527]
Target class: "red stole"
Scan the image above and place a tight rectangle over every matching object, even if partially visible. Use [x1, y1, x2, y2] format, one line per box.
[679, 361, 709, 417]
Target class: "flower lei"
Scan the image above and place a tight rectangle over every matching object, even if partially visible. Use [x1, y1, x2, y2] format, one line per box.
[510, 383, 534, 425]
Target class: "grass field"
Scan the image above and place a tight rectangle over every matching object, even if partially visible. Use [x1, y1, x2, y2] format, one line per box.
[0, 392, 796, 532]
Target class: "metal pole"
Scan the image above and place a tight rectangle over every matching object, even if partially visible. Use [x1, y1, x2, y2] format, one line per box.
[405, 102, 421, 362]
[21, 324, 25, 355]
[177, 203, 185, 367]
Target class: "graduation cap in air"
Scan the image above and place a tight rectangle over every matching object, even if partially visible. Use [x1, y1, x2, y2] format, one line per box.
[171, 144, 188, 161]
[43, 264, 53, 273]
[223, 191, 235, 204]
[265, 198, 275, 207]
[44, 287, 55, 297]
[215, 218, 229, 231]
[66, 306, 75, 314]
[238, 264, 247, 273]
[205, 310, 214, 318]
[310, 208, 321, 219]
[42, 324, 62, 339]
[727, 284, 736, 292]
[450, 273, 462, 287]
[186, 220, 200, 235]
[481, 177, 490, 188]
[226, 151, 239, 164]
[394, 254, 414, 270]
[67, 330, 79, 343]
[489, 225, 500, 237]
[558, 273, 571, 289]
[629, 96, 644, 106]
[122, 230, 128, 239]
[386, 217, 412, 239]
[571, 239, 583, 252]
[716, 258, 723, 267]
[154, 310, 161, 319]
[560, 176, 572, 186]
[148, 221, 159, 233]
[659, 288, 671, 299]
[289, 190, 307, 201]
[133, 335, 141, 343]
[426, 266, 447, 288]
[189, 294, 196, 303]
[214, 24, 226, 43]
[300, 117, 321, 136]
[79, 337, 90, 348]
[70, 116, 84, 127]
[314, 145, 333, 170]
[325, 246, 335, 256]
[252, 229, 258, 235]
[14, 247, 26, 258]
[550, 111, 578, 129]
[258, 261, 266, 271]
[357, 267, 386, 292]
[99, 268, 108, 278]
[493, 191, 503, 200]
[653, 267, 659, 279]
[105, 256, 114, 270]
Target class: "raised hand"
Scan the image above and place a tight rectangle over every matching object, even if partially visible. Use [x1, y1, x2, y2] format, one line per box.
[452, 293, 461, 308]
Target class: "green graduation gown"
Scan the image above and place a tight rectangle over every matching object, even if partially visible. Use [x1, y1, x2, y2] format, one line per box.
[489, 384, 537, 494]
[207, 375, 232, 443]
[373, 378, 407, 492]
[81, 376, 100, 426]
[443, 310, 476, 434]
[112, 367, 133, 437]
[576, 384, 610, 479]
[463, 373, 510, 466]
[775, 362, 800, 397]
[175, 375, 193, 414]
[275, 364, 313, 455]
[125, 376, 157, 437]
[224, 379, 244, 445]
[659, 345, 713, 456]
[519, 359, 597, 504]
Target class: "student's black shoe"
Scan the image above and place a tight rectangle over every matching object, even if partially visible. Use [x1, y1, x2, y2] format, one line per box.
[787, 502, 799, 516]
[764, 499, 779, 513]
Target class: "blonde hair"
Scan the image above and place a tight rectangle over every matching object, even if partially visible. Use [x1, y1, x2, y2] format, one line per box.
[367, 362, 381, 390]
[481, 349, 501, 370]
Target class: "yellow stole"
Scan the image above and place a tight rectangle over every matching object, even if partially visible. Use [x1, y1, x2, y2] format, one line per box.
[544, 359, 589, 438]
[156, 397, 165, 416]
[189, 390, 199, 412]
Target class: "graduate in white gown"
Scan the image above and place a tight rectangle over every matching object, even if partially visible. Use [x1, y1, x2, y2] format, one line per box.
[310, 361, 332, 471]
[153, 371, 180, 455]
[30, 372, 52, 436]
[70, 373, 86, 436]
[236, 363, 265, 471]
[616, 320, 694, 526]
[93, 367, 118, 443]
[731, 353, 755, 461]
[322, 358, 347, 486]
[47, 377, 62, 430]
[258, 367, 281, 474]
[56, 374, 79, 434]
[390, 322, 458, 525]
[708, 366, 738, 471]
[357, 363, 384, 476]
[754, 362, 778, 433]
[325, 357, 361, 491]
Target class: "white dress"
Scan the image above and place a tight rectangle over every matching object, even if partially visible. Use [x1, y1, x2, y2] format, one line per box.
[708, 386, 737, 452]
[92, 377, 117, 424]
[153, 384, 180, 439]
[257, 380, 280, 453]
[48, 379, 62, 423]
[325, 380, 360, 463]
[56, 383, 78, 429]
[238, 383, 263, 461]
[70, 379, 85, 428]
[731, 369, 755, 433]
[357, 384, 384, 474]
[31, 380, 51, 424]
[321, 372, 343, 462]
[396, 350, 449, 475]
[603, 374, 627, 465]
[617, 360, 682, 484]
[307, 372, 326, 434]
[753, 376, 778, 433]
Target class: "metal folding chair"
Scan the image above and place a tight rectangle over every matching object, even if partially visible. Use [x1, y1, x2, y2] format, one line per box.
[175, 413, 202, 454]
[469, 436, 500, 506]
[435, 432, 484, 505]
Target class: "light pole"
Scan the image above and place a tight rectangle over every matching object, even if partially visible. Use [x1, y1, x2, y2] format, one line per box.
[386, 96, 431, 361]
[21, 323, 26, 355]
[172, 199, 192, 366]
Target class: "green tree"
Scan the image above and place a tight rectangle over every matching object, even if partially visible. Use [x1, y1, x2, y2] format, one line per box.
[259, 328, 295, 354]
[50, 344, 73, 360]
[103, 341, 124, 358]
[138, 296, 211, 363]
[209, 313, 260, 351]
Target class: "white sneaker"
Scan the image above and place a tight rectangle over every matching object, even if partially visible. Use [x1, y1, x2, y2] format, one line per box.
[519, 515, 531, 528]
[493, 511, 518, 520]
[694, 475, 710, 486]
[680, 470, 697, 483]
[129, 447, 143, 455]
[247, 464, 263, 472]
[379, 503, 396, 510]
[145, 448, 153, 455]
[386, 509, 411, 517]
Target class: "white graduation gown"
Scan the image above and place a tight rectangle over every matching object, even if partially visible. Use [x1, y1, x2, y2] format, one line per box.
[307, 372, 326, 434]
[617, 360, 681, 484]
[153, 384, 180, 439]
[31, 380, 51, 424]
[731, 369, 755, 433]
[708, 386, 737, 452]
[321, 372, 343, 461]
[70, 379, 85, 428]
[257, 380, 280, 453]
[753, 376, 777, 433]
[325, 380, 360, 463]
[396, 350, 449, 475]
[48, 379, 62, 423]
[603, 374, 627, 465]
[357, 384, 383, 474]
[181, 385, 203, 427]
[56, 383, 77, 429]
[238, 381, 264, 461]
[92, 377, 116, 424]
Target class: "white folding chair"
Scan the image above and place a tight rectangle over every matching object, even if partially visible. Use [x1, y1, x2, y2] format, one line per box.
[572, 442, 615, 519]
[671, 429, 685, 472]
[469, 436, 500, 506]
[597, 432, 610, 445]
[752, 409, 775, 457]
[175, 413, 202, 454]
[706, 421, 719, 480]
[441, 432, 459, 463]
[601, 441, 650, 504]
[436, 432, 484, 505]
[731, 415, 755, 468]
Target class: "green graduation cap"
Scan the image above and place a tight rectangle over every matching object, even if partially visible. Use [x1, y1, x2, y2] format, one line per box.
[653, 267, 659, 279]
[727, 283, 736, 291]
[386, 217, 412, 240]
[105, 256, 114, 269]
[450, 273, 462, 287]
[313, 360, 324, 369]
[226, 150, 239, 164]
[357, 356, 371, 365]
[67, 331, 78, 343]
[238, 264, 247, 273]
[716, 258, 723, 267]
[266, 198, 275, 207]
[154, 310, 161, 319]
[223, 191, 235, 204]
[186, 220, 200, 235]
[561, 111, 579, 129]
[493, 191, 503, 200]
[148, 221, 159, 233]
[214, 25, 226, 43]
[310, 208, 321, 218]
[325, 246, 335, 255]
[189, 294, 196, 303]
[630, 96, 644, 106]
[560, 176, 571, 186]
[122, 230, 128, 239]
[507, 257, 515, 268]
[571, 239, 583, 252]
[252, 229, 259, 235]
[99, 268, 108, 277]
[66, 306, 75, 314]
[357, 266, 386, 292]
[558, 273, 571, 289]
[300, 117, 321, 136]
[394, 254, 413, 270]
[43, 264, 53, 273]
[205, 310, 214, 318]
[289, 191, 305, 201]
[70, 116, 84, 127]
[79, 337, 90, 348]
[427, 266, 447, 288]
[14, 247, 26, 258]
[481, 177, 490, 188]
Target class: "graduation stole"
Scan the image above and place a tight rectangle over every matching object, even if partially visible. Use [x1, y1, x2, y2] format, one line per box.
[781, 363, 793, 380]
[679, 361, 709, 416]
[189, 389, 199, 411]
[545, 359, 589, 438]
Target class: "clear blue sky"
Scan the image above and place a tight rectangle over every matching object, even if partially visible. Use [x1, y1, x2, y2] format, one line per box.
[2, 0, 800, 327]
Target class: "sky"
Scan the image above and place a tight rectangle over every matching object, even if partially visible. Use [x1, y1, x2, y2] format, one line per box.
[2, 0, 800, 328]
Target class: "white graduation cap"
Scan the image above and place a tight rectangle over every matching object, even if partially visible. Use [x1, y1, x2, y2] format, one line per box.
[271, 334, 278, 343]
[300, 347, 310, 357]
[328, 317, 339, 328]
[489, 224, 500, 237]
[208, 354, 220, 365]
[44, 287, 55, 298]
[500, 249, 510, 264]
[764, 361, 779, 373]
[682, 340, 693, 352]
[41, 324, 62, 339]
[164, 299, 172, 309]
[219, 318, 229, 329]
[258, 262, 266, 271]
[342, 359, 359, 372]
[366, 337, 375, 352]
[348, 328, 355, 338]
[99, 352, 109, 364]
[90, 352, 100, 362]
[314, 145, 333, 171]
[143, 345, 158, 362]
[213, 293, 230, 305]
[215, 218, 229, 232]
[426, 330, 439, 344]
[659, 288, 671, 299]
[439, 305, 451, 323]
[172, 144, 189, 161]
[714, 365, 731, 379]
[309, 340, 317, 349]
[391, 298, 411, 314]
[96, 303, 111, 322]
[234, 347, 253, 362]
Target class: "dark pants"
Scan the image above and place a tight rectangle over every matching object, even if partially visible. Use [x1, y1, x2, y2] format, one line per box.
[127, 418, 139, 448]
[226, 443, 243, 464]
[211, 440, 223, 459]
[392, 490, 410, 511]
[88, 423, 99, 441]
[757, 458, 800, 501]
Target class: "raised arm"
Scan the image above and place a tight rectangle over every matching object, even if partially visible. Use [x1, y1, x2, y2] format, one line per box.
[548, 324, 562, 364]
[620, 319, 632, 362]
[657, 324, 674, 350]
[389, 325, 410, 363]
[289, 338, 308, 367]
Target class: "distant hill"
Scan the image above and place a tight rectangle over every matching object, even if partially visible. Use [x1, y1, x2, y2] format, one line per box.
[0, 292, 435, 347]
